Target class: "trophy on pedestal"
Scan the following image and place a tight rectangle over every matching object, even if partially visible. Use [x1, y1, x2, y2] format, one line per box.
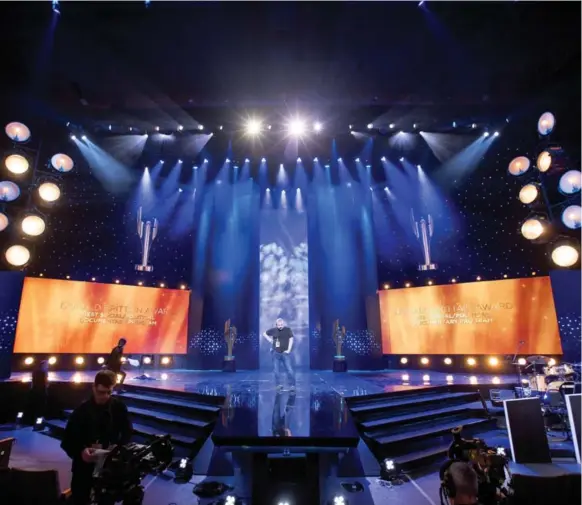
[223, 319, 237, 372]
[135, 206, 159, 272]
[411, 208, 438, 271]
[332, 319, 348, 372]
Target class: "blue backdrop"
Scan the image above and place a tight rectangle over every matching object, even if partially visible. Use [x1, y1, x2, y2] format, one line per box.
[0, 271, 25, 378]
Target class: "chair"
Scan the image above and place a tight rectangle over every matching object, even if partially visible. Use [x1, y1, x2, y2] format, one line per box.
[7, 467, 62, 505]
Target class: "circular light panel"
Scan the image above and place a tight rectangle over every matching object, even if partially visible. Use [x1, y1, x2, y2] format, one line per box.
[537, 151, 552, 172]
[551, 244, 579, 268]
[50, 153, 74, 172]
[5, 244, 31, 267]
[537, 112, 555, 136]
[518, 184, 539, 204]
[0, 181, 21, 202]
[38, 182, 61, 202]
[508, 156, 530, 176]
[561, 205, 581, 230]
[21, 215, 46, 236]
[521, 218, 544, 240]
[5, 154, 29, 174]
[5, 122, 31, 142]
[0, 212, 8, 232]
[559, 170, 581, 195]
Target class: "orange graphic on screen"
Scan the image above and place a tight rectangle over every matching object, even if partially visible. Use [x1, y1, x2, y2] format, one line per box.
[14, 278, 189, 354]
[380, 276, 562, 355]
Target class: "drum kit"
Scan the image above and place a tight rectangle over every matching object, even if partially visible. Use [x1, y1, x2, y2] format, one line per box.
[514, 355, 580, 395]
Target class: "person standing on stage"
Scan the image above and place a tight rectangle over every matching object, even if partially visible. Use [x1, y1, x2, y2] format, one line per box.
[263, 318, 296, 391]
[105, 337, 127, 386]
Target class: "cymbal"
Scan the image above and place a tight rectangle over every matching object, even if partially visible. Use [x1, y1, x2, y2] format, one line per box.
[526, 355, 549, 365]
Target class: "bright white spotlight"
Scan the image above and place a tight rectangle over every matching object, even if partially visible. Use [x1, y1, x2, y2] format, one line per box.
[245, 119, 262, 135]
[422, 374, 430, 382]
[177, 125, 183, 131]
[288, 119, 306, 136]
[296, 157, 301, 163]
[471, 123, 477, 128]
[380, 156, 386, 161]
[5, 154, 29, 174]
[5, 245, 30, 266]
[81, 135, 87, 140]
[389, 123, 395, 129]
[537, 151, 552, 172]
[197, 125, 204, 130]
[494, 131, 500, 137]
[38, 182, 60, 202]
[313, 121, 322, 132]
[313, 157, 318, 162]
[562, 205, 581, 229]
[399, 157, 404, 162]
[261, 157, 266, 163]
[21, 215, 46, 236]
[178, 159, 183, 163]
[417, 164, 422, 169]
[70, 134, 76, 140]
[552, 243, 580, 267]
[97, 357, 105, 365]
[483, 132, 490, 137]
[367, 123, 373, 129]
[521, 218, 544, 240]
[5, 122, 31, 142]
[355, 157, 360, 162]
[337, 157, 342, 162]
[518, 184, 539, 204]
[559, 170, 582, 195]
[537, 112, 555, 136]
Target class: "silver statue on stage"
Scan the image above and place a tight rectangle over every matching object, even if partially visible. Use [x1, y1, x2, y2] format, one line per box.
[135, 206, 158, 272]
[411, 208, 437, 271]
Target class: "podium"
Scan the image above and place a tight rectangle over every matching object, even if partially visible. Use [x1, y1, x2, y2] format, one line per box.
[333, 356, 347, 372]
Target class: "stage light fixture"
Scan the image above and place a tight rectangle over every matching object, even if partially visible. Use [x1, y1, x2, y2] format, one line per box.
[469, 376, 478, 384]
[223, 496, 237, 505]
[116, 374, 123, 384]
[38, 182, 61, 202]
[405, 282, 411, 287]
[5, 122, 31, 142]
[72, 374, 82, 384]
[21, 215, 46, 236]
[389, 123, 395, 129]
[521, 217, 545, 241]
[314, 121, 322, 132]
[160, 282, 165, 287]
[332, 496, 346, 505]
[245, 119, 262, 135]
[380, 156, 386, 161]
[444, 357, 452, 365]
[537, 112, 555, 136]
[517, 358, 526, 366]
[548, 358, 557, 367]
[75, 356, 85, 365]
[5, 154, 30, 174]
[367, 123, 373, 129]
[161, 356, 171, 365]
[24, 356, 34, 365]
[5, 244, 31, 267]
[466, 357, 477, 366]
[558, 170, 581, 195]
[97, 357, 105, 365]
[0, 212, 8, 231]
[422, 374, 430, 382]
[561, 205, 581, 229]
[383, 283, 390, 290]
[536, 151, 552, 172]
[494, 132, 500, 137]
[50, 153, 74, 172]
[399, 157, 404, 162]
[115, 279, 120, 284]
[427, 280, 433, 285]
[552, 241, 580, 267]
[0, 180, 21, 201]
[177, 125, 183, 131]
[197, 125, 204, 130]
[34, 417, 44, 431]
[137, 281, 143, 286]
[91, 277, 96, 281]
[518, 184, 539, 205]
[21, 375, 30, 383]
[472, 123, 477, 129]
[476, 276, 481, 281]
[400, 357, 408, 364]
[161, 373, 168, 380]
[446, 375, 454, 382]
[143, 356, 152, 365]
[81, 135, 87, 140]
[401, 374, 409, 381]
[381, 458, 400, 479]
[492, 377, 501, 385]
[451, 278, 457, 283]
[70, 134, 76, 140]
[48, 356, 57, 365]
[16, 412, 23, 420]
[420, 357, 429, 365]
[155, 126, 160, 131]
[488, 357, 499, 367]
[180, 284, 186, 290]
[288, 119, 306, 137]
[483, 132, 490, 137]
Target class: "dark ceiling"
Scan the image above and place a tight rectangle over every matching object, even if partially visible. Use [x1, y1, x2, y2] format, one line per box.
[0, 1, 579, 127]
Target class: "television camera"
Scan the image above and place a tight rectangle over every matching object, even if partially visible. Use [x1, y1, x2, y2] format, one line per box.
[441, 426, 513, 505]
[91, 435, 174, 505]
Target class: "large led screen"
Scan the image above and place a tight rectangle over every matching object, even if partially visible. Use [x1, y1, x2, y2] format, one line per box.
[14, 278, 189, 354]
[380, 276, 562, 355]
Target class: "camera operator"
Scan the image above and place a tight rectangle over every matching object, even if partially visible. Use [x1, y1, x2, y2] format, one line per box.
[440, 461, 480, 505]
[106, 338, 127, 388]
[61, 370, 133, 505]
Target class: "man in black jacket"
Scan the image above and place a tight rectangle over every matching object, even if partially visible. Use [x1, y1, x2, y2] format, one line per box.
[106, 337, 127, 385]
[61, 370, 132, 505]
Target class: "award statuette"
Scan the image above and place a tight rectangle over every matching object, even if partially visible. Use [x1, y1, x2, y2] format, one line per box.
[223, 319, 237, 372]
[332, 319, 348, 372]
[135, 206, 158, 272]
[411, 208, 437, 271]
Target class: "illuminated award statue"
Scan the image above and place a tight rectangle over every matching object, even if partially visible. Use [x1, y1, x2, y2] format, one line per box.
[332, 319, 348, 372]
[411, 208, 437, 271]
[135, 206, 158, 272]
[223, 319, 237, 372]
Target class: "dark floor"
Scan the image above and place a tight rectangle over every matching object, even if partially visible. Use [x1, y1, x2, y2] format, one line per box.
[3, 369, 576, 504]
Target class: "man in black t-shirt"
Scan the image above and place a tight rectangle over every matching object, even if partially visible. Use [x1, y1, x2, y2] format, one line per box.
[263, 318, 296, 391]
[106, 337, 126, 385]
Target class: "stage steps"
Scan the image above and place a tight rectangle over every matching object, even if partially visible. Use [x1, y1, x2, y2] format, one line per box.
[346, 385, 495, 470]
[44, 384, 224, 458]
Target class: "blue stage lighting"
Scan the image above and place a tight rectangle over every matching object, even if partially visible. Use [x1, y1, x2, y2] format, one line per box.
[417, 164, 422, 169]
[288, 119, 306, 137]
[297, 157, 301, 162]
[81, 135, 87, 140]
[177, 125, 183, 131]
[155, 126, 160, 131]
[483, 132, 490, 137]
[261, 157, 266, 162]
[314, 121, 322, 132]
[472, 123, 477, 128]
[337, 157, 342, 162]
[160, 160, 165, 164]
[494, 131, 500, 137]
[399, 131, 404, 135]
[178, 159, 182, 163]
[244, 158, 250, 163]
[178, 188, 183, 193]
[413, 123, 418, 129]
[225, 158, 230, 163]
[389, 123, 395, 129]
[367, 123, 373, 129]
[245, 119, 262, 135]
[108, 124, 112, 130]
[452, 121, 457, 128]
[193, 166, 198, 170]
[52, 0, 60, 14]
[418, 1, 425, 6]
[198, 125, 204, 130]
[313, 157, 318, 162]
[144, 133, 148, 138]
[266, 188, 270, 192]
[70, 134, 76, 140]
[381, 156, 386, 161]
[355, 158, 360, 162]
[399, 157, 404, 162]
[203, 159, 208, 163]
[218, 125, 223, 130]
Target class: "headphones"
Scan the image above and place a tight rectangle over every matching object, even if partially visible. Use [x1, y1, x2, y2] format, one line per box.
[439, 460, 456, 503]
